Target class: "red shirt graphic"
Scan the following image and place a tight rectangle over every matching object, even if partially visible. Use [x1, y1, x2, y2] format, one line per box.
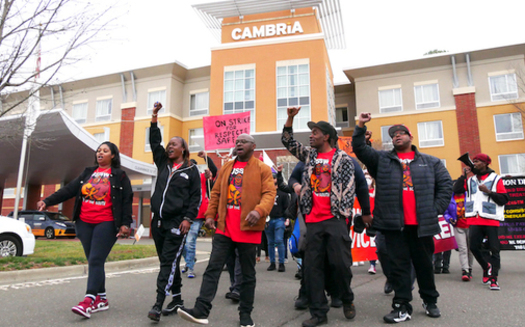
[80, 168, 114, 223]
[215, 160, 262, 244]
[397, 152, 417, 225]
[306, 148, 335, 223]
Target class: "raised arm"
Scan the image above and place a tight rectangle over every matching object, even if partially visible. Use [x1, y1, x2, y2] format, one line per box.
[352, 112, 380, 178]
[281, 106, 310, 162]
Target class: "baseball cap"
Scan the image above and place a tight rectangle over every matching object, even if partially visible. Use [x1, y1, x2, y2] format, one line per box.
[388, 124, 412, 138]
[307, 121, 338, 142]
[473, 153, 491, 165]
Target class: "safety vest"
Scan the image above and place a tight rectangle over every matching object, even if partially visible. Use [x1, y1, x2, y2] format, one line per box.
[465, 172, 505, 221]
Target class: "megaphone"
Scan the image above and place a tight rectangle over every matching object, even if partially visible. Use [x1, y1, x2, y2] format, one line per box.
[457, 152, 474, 170]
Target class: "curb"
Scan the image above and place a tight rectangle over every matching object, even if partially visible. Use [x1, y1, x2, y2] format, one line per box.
[0, 257, 160, 285]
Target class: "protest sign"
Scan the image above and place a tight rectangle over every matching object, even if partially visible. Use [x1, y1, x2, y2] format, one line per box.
[433, 216, 457, 253]
[351, 199, 377, 262]
[499, 176, 525, 250]
[203, 112, 251, 151]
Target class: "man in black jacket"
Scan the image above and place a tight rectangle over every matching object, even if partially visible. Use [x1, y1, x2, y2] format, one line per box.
[352, 112, 452, 324]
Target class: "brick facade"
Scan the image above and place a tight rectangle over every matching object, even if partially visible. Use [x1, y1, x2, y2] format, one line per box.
[120, 106, 136, 157]
[454, 92, 481, 157]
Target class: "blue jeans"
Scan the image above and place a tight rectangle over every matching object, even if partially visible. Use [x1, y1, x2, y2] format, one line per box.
[183, 219, 204, 270]
[265, 217, 285, 264]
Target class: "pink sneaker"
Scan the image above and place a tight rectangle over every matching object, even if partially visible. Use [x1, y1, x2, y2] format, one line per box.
[72, 297, 94, 318]
[92, 296, 109, 313]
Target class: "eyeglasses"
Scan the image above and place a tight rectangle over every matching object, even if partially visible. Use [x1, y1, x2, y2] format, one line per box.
[392, 131, 408, 137]
[236, 139, 253, 145]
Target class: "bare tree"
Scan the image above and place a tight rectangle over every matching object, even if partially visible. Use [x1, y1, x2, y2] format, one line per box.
[0, 0, 117, 117]
[512, 70, 525, 118]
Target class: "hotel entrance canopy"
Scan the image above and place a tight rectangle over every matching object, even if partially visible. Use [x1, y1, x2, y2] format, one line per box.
[0, 109, 156, 191]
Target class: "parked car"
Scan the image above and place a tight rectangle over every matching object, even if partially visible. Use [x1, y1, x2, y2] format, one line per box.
[0, 215, 35, 257]
[8, 211, 76, 239]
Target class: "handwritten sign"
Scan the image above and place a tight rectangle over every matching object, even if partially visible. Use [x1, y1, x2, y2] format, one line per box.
[203, 112, 251, 150]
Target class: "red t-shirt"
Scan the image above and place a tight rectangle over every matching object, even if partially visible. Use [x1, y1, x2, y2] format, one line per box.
[196, 173, 209, 219]
[80, 168, 114, 224]
[215, 160, 262, 244]
[467, 173, 507, 227]
[397, 152, 417, 225]
[306, 148, 336, 223]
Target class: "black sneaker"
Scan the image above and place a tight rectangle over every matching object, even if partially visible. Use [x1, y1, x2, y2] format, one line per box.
[343, 302, 356, 319]
[267, 263, 276, 271]
[278, 263, 285, 272]
[177, 307, 209, 325]
[294, 296, 309, 310]
[434, 267, 442, 274]
[383, 304, 411, 323]
[161, 296, 184, 316]
[225, 291, 240, 303]
[302, 316, 327, 327]
[148, 303, 162, 322]
[442, 268, 450, 274]
[489, 278, 500, 291]
[422, 302, 441, 318]
[240, 312, 255, 327]
[384, 281, 393, 294]
[295, 269, 303, 279]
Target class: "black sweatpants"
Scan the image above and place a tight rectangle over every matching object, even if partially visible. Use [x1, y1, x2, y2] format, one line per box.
[151, 216, 187, 305]
[469, 225, 500, 276]
[304, 217, 354, 318]
[383, 226, 438, 314]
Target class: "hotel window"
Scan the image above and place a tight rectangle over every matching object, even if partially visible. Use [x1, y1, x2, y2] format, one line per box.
[494, 113, 524, 141]
[378, 88, 402, 113]
[190, 91, 209, 116]
[489, 73, 518, 101]
[224, 67, 255, 132]
[189, 128, 204, 152]
[95, 98, 112, 121]
[335, 107, 349, 128]
[414, 83, 440, 109]
[499, 153, 525, 176]
[93, 127, 110, 143]
[145, 125, 164, 152]
[380, 125, 394, 150]
[417, 121, 444, 147]
[147, 89, 166, 115]
[72, 102, 88, 124]
[276, 61, 310, 130]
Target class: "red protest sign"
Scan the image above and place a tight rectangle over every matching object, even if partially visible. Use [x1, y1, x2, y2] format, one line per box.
[433, 216, 458, 253]
[203, 112, 251, 151]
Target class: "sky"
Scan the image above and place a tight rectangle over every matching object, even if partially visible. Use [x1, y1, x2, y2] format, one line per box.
[66, 0, 525, 85]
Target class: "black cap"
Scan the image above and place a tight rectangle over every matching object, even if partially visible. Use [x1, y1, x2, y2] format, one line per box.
[307, 121, 338, 143]
[388, 124, 412, 138]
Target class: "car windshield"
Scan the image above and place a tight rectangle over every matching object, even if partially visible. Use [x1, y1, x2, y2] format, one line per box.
[46, 213, 71, 221]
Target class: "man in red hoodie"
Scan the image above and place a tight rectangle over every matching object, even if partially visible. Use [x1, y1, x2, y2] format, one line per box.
[453, 154, 509, 291]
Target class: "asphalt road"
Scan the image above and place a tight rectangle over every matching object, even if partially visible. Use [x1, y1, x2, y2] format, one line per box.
[1, 239, 524, 327]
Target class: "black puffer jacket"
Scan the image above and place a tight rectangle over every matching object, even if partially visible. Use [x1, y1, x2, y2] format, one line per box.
[43, 166, 133, 228]
[352, 125, 452, 237]
[150, 122, 201, 224]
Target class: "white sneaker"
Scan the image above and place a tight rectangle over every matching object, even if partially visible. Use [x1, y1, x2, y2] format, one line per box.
[368, 265, 376, 274]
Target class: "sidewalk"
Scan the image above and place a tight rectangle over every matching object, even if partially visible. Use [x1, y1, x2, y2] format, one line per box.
[0, 237, 213, 285]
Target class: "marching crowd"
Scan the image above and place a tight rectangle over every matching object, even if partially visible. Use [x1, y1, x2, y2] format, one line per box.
[37, 102, 509, 326]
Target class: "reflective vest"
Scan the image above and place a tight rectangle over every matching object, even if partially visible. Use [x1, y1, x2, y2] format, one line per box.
[465, 173, 504, 221]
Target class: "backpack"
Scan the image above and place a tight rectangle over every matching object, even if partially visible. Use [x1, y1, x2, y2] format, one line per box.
[288, 212, 307, 258]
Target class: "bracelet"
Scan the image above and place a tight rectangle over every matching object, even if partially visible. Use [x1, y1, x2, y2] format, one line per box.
[152, 114, 158, 117]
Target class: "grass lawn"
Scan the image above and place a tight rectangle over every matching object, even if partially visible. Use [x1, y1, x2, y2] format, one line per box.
[0, 240, 157, 271]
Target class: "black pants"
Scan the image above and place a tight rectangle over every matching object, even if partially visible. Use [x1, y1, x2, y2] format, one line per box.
[375, 231, 392, 281]
[76, 220, 117, 297]
[195, 234, 257, 316]
[434, 250, 451, 269]
[469, 225, 500, 276]
[383, 226, 438, 314]
[151, 216, 187, 304]
[304, 217, 353, 318]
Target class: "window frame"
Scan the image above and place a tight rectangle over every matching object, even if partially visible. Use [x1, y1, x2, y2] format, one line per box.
[414, 83, 440, 110]
[95, 98, 112, 122]
[189, 90, 209, 117]
[188, 128, 204, 152]
[489, 73, 518, 102]
[72, 101, 88, 124]
[147, 89, 166, 115]
[493, 112, 524, 142]
[223, 65, 256, 132]
[498, 153, 525, 176]
[276, 60, 311, 131]
[378, 87, 403, 113]
[417, 120, 444, 148]
[380, 125, 394, 150]
[335, 106, 349, 128]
